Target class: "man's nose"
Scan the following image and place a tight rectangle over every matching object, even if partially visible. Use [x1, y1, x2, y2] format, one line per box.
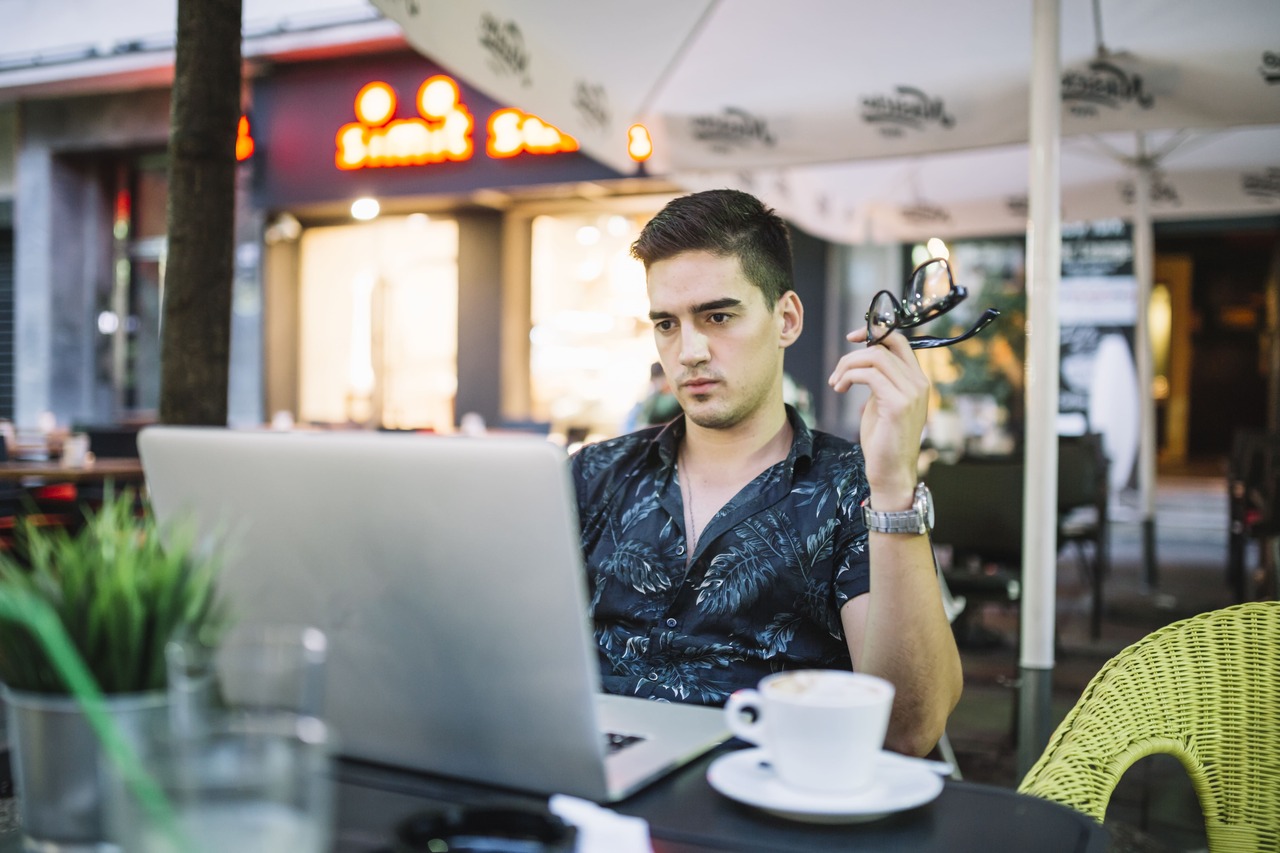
[679, 328, 709, 365]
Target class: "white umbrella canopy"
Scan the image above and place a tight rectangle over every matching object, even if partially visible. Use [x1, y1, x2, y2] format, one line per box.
[679, 125, 1280, 244]
[369, 0, 1280, 243]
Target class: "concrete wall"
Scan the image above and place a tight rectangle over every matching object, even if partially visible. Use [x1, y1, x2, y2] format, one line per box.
[454, 209, 504, 428]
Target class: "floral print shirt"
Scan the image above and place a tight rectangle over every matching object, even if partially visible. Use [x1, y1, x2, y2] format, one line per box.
[571, 406, 872, 706]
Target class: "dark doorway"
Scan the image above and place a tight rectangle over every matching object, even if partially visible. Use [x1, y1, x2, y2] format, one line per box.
[1156, 219, 1280, 468]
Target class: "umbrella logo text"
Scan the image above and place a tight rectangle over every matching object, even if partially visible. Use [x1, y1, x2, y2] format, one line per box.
[688, 108, 776, 154]
[478, 13, 531, 86]
[860, 87, 955, 137]
[573, 81, 611, 131]
[1118, 173, 1180, 207]
[1261, 51, 1280, 85]
[1242, 167, 1280, 200]
[900, 202, 951, 224]
[1062, 60, 1155, 117]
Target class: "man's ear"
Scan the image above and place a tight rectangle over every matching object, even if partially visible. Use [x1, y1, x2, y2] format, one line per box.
[777, 291, 803, 348]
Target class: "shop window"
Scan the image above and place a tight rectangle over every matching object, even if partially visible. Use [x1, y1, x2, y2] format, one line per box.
[297, 215, 458, 430]
[529, 212, 658, 439]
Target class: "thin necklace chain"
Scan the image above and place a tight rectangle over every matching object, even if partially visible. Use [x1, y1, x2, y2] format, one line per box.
[680, 448, 697, 554]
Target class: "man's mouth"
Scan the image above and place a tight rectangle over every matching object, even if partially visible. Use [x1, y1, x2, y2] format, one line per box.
[681, 378, 718, 395]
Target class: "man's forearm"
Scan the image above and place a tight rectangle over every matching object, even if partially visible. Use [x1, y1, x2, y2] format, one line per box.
[845, 533, 964, 757]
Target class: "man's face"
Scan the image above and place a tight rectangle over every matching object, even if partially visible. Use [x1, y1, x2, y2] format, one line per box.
[646, 250, 799, 431]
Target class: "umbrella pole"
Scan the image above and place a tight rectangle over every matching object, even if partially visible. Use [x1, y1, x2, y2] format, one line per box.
[1017, 0, 1062, 783]
[1132, 146, 1159, 588]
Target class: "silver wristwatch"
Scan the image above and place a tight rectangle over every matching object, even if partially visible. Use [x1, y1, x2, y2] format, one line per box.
[862, 483, 934, 535]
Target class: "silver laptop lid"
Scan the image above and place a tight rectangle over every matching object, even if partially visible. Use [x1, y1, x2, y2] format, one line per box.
[140, 427, 614, 798]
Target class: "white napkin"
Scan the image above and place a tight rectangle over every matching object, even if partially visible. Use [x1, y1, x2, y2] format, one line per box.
[548, 794, 653, 853]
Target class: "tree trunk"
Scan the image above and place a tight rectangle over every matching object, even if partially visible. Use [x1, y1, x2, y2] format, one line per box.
[159, 0, 242, 425]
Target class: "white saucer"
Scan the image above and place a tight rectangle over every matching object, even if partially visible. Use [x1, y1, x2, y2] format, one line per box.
[706, 748, 944, 824]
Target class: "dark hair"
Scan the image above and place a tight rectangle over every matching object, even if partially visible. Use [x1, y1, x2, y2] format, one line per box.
[631, 189, 793, 308]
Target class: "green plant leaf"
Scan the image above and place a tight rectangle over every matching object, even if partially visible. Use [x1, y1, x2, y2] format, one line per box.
[0, 489, 230, 694]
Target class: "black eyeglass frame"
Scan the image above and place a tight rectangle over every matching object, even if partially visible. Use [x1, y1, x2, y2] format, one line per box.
[865, 258, 1001, 350]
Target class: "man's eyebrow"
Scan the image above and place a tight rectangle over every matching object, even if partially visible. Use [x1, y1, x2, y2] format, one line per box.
[694, 298, 743, 314]
[648, 297, 742, 322]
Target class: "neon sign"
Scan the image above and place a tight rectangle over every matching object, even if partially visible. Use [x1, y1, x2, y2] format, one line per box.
[487, 108, 578, 158]
[236, 115, 255, 161]
[335, 76, 578, 170]
[336, 77, 475, 170]
[627, 124, 652, 162]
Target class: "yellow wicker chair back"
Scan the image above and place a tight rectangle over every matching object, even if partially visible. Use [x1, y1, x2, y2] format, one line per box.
[1018, 601, 1280, 852]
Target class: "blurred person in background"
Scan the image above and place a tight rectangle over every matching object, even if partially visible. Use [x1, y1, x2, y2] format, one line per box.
[623, 362, 683, 432]
[571, 189, 960, 756]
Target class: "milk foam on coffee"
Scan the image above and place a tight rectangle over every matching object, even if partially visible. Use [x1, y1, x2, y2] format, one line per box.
[767, 670, 891, 705]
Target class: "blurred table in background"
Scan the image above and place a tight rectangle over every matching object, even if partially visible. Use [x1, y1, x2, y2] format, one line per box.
[0, 459, 145, 484]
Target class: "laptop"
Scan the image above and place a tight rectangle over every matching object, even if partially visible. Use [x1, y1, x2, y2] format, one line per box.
[138, 426, 729, 802]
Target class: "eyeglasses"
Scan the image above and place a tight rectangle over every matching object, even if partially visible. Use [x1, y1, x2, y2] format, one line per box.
[865, 257, 1000, 350]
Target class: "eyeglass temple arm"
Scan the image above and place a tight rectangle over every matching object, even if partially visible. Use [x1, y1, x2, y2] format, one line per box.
[906, 308, 1001, 350]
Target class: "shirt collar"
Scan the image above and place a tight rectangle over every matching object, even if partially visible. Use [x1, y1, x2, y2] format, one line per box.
[649, 404, 815, 474]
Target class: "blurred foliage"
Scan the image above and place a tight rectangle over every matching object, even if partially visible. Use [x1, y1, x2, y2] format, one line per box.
[0, 490, 229, 695]
[936, 280, 1026, 400]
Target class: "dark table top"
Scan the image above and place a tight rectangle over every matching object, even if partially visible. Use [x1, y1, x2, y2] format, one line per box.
[332, 745, 1108, 853]
[0, 457, 145, 483]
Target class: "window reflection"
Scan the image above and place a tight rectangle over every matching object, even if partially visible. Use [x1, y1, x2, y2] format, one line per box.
[529, 212, 660, 438]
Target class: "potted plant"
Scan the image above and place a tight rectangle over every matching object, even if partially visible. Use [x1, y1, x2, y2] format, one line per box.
[0, 488, 227, 848]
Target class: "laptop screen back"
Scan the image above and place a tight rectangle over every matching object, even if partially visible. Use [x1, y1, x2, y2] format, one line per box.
[139, 427, 615, 797]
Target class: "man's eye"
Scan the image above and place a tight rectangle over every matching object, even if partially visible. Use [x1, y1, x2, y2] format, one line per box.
[708, 312, 731, 324]
[654, 319, 675, 333]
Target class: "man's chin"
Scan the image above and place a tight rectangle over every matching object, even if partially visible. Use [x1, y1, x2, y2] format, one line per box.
[683, 400, 741, 431]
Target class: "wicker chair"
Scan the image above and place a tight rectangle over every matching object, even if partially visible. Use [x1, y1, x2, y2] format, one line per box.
[1018, 601, 1280, 852]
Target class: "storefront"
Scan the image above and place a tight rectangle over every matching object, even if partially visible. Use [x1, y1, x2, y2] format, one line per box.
[253, 49, 685, 440]
[7, 84, 269, 431]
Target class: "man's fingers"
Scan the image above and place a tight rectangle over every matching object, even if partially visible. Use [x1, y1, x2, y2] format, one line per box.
[829, 334, 920, 393]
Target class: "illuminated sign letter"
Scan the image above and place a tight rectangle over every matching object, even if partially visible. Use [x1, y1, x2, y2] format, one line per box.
[487, 108, 579, 158]
[236, 115, 255, 161]
[335, 76, 475, 170]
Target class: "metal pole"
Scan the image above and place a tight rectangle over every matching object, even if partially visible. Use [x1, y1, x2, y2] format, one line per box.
[1132, 145, 1158, 588]
[1017, 0, 1062, 783]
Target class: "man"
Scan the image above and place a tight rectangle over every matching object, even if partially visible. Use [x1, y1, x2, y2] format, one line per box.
[572, 190, 961, 756]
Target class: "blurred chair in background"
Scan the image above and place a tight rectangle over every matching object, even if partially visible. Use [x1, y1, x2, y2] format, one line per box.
[924, 433, 1111, 642]
[1056, 433, 1109, 638]
[925, 457, 1023, 644]
[1227, 428, 1280, 602]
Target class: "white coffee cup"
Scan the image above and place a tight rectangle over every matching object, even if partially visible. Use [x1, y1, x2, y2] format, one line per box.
[724, 669, 894, 794]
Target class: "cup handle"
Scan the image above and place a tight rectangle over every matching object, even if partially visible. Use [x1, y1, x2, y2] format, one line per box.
[724, 689, 765, 745]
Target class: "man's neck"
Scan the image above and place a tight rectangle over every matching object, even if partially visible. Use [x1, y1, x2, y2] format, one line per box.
[682, 402, 793, 480]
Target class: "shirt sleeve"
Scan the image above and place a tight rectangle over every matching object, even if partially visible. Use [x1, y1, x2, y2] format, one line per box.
[831, 448, 871, 606]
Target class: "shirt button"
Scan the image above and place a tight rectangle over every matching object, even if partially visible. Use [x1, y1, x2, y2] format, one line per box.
[665, 618, 678, 628]
[675, 545, 685, 556]
[647, 672, 659, 681]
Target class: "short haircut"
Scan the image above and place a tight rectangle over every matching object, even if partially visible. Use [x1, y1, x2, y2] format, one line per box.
[631, 189, 793, 308]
